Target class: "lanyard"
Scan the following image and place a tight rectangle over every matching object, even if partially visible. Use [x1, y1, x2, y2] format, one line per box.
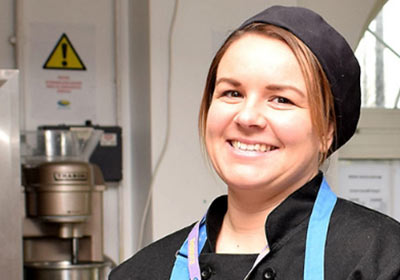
[170, 177, 337, 280]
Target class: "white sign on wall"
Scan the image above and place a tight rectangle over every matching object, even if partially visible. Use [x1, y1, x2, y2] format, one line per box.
[338, 160, 400, 221]
[27, 23, 96, 125]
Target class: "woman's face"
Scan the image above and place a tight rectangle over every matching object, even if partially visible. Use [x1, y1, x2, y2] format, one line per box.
[205, 34, 321, 196]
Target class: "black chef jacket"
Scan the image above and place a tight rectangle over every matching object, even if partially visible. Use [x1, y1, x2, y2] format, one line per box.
[109, 173, 400, 279]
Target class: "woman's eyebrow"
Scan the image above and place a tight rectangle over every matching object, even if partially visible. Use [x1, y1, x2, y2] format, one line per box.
[215, 77, 242, 87]
[265, 84, 305, 98]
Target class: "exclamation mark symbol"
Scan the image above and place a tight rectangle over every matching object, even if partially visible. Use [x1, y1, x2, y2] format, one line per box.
[62, 43, 67, 67]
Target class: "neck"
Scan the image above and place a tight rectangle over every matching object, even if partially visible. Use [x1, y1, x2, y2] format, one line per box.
[215, 172, 319, 254]
[215, 191, 278, 254]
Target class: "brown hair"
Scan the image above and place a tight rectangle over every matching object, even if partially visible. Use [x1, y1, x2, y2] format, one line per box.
[198, 23, 336, 165]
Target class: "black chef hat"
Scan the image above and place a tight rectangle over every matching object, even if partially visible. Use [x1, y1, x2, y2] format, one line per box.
[239, 6, 361, 152]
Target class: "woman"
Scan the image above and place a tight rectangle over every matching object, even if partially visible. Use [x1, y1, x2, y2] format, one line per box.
[110, 6, 400, 280]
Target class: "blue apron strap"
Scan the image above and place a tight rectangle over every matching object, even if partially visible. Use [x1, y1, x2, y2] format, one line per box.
[170, 218, 207, 280]
[303, 177, 337, 280]
[170, 254, 192, 280]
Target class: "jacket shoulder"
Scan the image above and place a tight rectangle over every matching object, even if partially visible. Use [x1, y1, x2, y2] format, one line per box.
[326, 198, 400, 279]
[333, 198, 400, 236]
[109, 224, 194, 280]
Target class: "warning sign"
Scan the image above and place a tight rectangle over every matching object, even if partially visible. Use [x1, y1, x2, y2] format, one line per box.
[43, 33, 86, 70]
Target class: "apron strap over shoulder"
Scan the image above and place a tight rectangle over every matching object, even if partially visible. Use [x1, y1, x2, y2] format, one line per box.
[303, 177, 337, 280]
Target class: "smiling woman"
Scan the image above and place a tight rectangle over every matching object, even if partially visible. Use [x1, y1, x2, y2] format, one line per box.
[205, 33, 321, 213]
[109, 6, 400, 280]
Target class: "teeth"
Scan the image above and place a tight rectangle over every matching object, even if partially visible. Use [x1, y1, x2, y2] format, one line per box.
[231, 140, 275, 152]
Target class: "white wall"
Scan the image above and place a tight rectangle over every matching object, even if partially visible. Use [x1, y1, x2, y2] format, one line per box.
[117, 0, 153, 259]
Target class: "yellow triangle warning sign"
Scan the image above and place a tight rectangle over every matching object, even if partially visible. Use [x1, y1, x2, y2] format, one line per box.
[43, 33, 86, 70]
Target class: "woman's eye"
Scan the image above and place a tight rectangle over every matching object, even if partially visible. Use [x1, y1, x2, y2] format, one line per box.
[272, 96, 293, 104]
[223, 90, 242, 98]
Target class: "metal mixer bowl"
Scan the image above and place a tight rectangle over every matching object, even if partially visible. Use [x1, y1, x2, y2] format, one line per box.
[24, 261, 113, 280]
[24, 161, 93, 222]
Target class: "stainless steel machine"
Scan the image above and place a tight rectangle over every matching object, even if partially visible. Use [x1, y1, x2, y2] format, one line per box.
[21, 128, 113, 280]
[0, 70, 23, 280]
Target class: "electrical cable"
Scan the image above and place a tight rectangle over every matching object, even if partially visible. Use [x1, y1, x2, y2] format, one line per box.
[137, 0, 180, 250]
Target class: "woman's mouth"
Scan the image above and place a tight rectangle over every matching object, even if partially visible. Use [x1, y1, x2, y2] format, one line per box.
[229, 140, 278, 152]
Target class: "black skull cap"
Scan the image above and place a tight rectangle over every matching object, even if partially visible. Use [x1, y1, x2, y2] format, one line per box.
[239, 5, 361, 151]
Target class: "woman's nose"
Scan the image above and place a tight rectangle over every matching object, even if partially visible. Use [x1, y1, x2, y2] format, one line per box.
[234, 100, 267, 129]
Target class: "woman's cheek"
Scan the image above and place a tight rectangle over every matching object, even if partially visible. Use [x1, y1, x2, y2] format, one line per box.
[270, 111, 315, 144]
[206, 102, 232, 133]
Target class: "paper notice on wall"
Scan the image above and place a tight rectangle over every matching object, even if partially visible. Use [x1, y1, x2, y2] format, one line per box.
[27, 22, 96, 124]
[338, 160, 393, 216]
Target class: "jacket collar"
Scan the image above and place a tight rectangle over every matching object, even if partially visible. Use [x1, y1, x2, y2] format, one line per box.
[205, 172, 323, 252]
